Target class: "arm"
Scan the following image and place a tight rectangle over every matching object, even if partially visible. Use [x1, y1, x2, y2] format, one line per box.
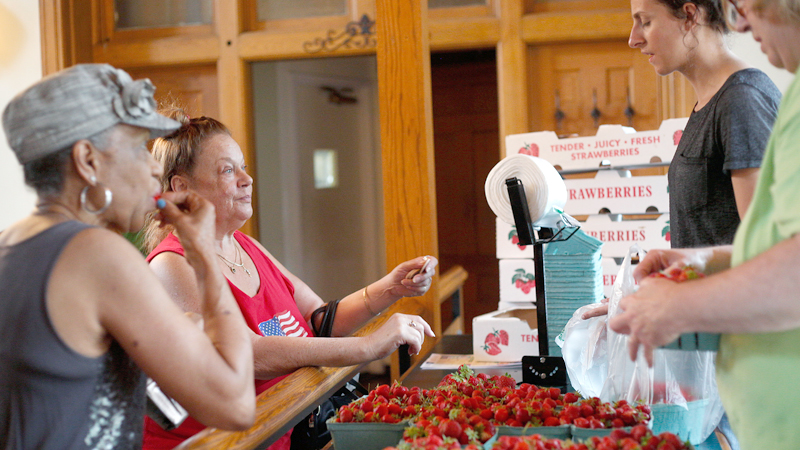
[609, 233, 800, 364]
[247, 236, 436, 336]
[151, 238, 435, 380]
[324, 256, 437, 337]
[58, 191, 254, 430]
[730, 167, 760, 219]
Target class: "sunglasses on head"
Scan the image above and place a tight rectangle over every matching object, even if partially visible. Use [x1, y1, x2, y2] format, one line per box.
[727, 0, 746, 22]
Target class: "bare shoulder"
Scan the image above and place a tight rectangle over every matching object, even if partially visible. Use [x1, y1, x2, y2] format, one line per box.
[57, 227, 163, 295]
[239, 233, 282, 268]
[65, 227, 149, 267]
[149, 248, 203, 313]
[150, 250, 193, 278]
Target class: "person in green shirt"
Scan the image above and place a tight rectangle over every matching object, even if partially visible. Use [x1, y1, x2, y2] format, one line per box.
[609, 0, 800, 448]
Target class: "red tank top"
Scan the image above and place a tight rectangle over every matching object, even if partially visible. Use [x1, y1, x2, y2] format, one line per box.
[142, 231, 312, 450]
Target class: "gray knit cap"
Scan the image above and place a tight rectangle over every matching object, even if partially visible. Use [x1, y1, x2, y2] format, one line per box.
[2, 63, 180, 164]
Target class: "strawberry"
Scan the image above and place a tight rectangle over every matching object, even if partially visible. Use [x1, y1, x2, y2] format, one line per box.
[543, 416, 561, 427]
[630, 424, 648, 441]
[494, 407, 510, 422]
[338, 406, 354, 422]
[438, 418, 462, 439]
[375, 383, 392, 398]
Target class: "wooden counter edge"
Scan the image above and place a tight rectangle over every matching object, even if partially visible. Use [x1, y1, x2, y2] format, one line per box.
[176, 296, 427, 450]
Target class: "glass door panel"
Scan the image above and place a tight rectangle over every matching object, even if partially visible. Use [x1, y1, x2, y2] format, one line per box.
[257, 0, 347, 21]
[114, 0, 212, 30]
[429, 0, 487, 8]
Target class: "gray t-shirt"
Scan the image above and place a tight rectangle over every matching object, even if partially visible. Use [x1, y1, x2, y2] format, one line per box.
[668, 68, 781, 248]
[0, 221, 146, 449]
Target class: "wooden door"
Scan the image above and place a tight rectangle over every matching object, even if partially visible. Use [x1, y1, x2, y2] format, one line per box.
[432, 51, 499, 333]
[529, 40, 660, 137]
[126, 64, 220, 119]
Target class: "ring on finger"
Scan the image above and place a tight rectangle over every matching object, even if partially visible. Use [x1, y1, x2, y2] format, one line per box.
[409, 321, 417, 328]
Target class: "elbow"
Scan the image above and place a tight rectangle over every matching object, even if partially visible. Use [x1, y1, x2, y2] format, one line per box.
[200, 391, 256, 431]
[224, 397, 256, 431]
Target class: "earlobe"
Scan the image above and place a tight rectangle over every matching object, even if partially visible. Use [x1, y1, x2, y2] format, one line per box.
[72, 140, 99, 185]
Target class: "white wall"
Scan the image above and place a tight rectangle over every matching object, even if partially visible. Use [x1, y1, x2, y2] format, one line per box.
[0, 1, 41, 230]
[730, 32, 795, 93]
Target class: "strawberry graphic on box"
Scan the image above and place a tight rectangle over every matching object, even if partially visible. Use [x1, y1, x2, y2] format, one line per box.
[518, 142, 539, 157]
[508, 226, 528, 250]
[482, 329, 509, 355]
[673, 129, 683, 146]
[511, 269, 536, 294]
[662, 220, 670, 242]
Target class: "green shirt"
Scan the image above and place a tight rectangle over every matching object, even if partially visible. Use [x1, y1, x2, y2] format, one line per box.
[720, 73, 800, 449]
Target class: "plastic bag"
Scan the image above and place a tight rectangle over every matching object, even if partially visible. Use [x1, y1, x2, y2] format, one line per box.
[600, 245, 724, 445]
[558, 303, 608, 398]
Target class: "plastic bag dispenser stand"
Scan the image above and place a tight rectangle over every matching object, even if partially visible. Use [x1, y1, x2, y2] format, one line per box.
[505, 177, 580, 391]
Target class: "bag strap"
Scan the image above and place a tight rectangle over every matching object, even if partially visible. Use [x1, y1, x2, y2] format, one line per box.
[311, 298, 342, 337]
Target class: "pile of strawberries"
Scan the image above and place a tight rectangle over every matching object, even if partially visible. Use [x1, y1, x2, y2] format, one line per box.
[335, 382, 424, 424]
[335, 366, 652, 447]
[648, 266, 704, 282]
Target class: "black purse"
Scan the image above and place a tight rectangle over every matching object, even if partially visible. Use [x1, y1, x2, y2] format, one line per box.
[291, 299, 369, 450]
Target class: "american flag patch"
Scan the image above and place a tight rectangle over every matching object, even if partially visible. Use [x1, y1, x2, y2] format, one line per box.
[258, 310, 308, 337]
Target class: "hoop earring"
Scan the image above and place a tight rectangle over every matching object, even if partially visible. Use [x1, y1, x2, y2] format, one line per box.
[80, 184, 113, 215]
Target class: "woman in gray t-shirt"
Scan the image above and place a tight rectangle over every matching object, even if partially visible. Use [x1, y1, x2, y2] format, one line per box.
[629, 0, 781, 249]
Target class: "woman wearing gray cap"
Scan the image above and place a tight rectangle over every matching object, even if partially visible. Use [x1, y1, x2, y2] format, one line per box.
[0, 64, 255, 449]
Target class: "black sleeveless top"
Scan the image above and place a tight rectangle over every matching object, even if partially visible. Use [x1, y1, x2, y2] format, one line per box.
[0, 221, 145, 449]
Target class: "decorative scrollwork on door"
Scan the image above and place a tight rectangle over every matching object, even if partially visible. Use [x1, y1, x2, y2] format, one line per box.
[303, 14, 376, 54]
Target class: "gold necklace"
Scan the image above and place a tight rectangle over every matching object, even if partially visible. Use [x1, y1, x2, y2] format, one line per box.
[217, 243, 251, 277]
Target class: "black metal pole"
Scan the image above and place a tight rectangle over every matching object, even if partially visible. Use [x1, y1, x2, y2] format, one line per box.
[534, 238, 549, 357]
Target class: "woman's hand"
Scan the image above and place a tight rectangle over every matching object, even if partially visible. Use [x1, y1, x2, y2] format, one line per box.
[152, 190, 217, 267]
[386, 256, 439, 298]
[361, 313, 435, 359]
[608, 277, 687, 366]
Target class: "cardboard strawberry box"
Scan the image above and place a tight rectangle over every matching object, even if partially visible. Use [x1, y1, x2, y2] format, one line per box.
[472, 308, 539, 362]
[496, 217, 535, 259]
[581, 214, 671, 258]
[563, 170, 669, 216]
[499, 259, 537, 303]
[505, 117, 687, 171]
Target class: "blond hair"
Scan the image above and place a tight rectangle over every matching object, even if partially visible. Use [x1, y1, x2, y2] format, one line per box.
[141, 108, 231, 254]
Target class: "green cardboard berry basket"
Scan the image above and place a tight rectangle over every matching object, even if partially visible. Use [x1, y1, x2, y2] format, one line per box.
[327, 419, 409, 450]
[378, 432, 497, 450]
[495, 424, 571, 440]
[650, 399, 709, 445]
[568, 425, 632, 442]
